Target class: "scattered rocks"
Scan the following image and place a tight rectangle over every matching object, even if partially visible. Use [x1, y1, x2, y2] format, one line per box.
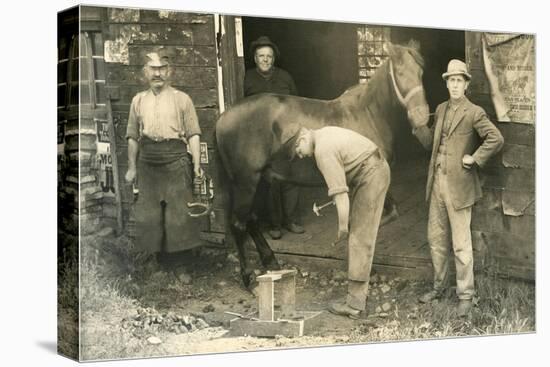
[370, 289, 378, 297]
[147, 336, 162, 345]
[382, 302, 392, 312]
[370, 274, 379, 284]
[319, 279, 329, 287]
[378, 312, 389, 318]
[217, 281, 227, 287]
[227, 253, 239, 264]
[375, 306, 382, 313]
[202, 304, 215, 313]
[332, 270, 347, 281]
[121, 307, 210, 337]
[380, 284, 391, 294]
[177, 272, 192, 285]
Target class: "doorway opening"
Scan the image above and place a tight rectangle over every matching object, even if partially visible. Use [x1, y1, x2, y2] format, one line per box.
[239, 18, 466, 276]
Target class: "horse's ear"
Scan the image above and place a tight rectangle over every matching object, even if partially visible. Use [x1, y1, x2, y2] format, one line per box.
[407, 39, 421, 52]
[385, 42, 401, 60]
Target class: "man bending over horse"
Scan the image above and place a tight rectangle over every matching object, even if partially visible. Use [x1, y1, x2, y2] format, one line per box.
[294, 126, 390, 319]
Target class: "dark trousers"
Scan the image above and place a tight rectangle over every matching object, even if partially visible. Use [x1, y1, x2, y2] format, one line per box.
[268, 179, 300, 228]
[264, 159, 300, 228]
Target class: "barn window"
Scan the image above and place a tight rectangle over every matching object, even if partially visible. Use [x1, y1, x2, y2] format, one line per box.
[357, 26, 391, 84]
[57, 31, 106, 109]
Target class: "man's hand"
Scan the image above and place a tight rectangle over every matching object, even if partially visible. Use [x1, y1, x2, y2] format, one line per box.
[194, 165, 204, 179]
[462, 154, 476, 170]
[125, 168, 137, 183]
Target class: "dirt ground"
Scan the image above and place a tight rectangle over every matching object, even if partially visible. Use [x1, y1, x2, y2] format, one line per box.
[75, 232, 535, 361]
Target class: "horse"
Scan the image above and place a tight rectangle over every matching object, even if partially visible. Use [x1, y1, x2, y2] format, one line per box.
[215, 41, 430, 289]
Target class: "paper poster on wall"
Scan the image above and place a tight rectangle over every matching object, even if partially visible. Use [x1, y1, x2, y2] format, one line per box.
[482, 33, 535, 124]
[96, 118, 116, 196]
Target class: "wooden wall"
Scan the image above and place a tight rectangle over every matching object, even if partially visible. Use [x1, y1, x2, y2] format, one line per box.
[465, 32, 535, 280]
[97, 7, 221, 238]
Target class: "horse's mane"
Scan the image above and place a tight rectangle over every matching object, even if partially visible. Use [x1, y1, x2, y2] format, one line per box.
[341, 41, 425, 102]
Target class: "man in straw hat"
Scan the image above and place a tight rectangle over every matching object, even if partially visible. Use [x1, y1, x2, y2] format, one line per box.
[413, 59, 504, 317]
[125, 51, 204, 259]
[244, 36, 304, 240]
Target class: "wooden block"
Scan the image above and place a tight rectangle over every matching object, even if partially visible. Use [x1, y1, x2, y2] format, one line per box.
[258, 281, 274, 321]
[277, 275, 296, 315]
[228, 311, 322, 338]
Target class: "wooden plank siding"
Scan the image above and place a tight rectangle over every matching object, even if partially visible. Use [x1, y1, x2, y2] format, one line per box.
[465, 31, 535, 280]
[96, 7, 221, 238]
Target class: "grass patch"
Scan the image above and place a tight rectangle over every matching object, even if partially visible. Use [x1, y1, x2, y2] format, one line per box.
[349, 273, 535, 343]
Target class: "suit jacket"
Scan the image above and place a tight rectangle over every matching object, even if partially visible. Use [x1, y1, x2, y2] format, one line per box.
[414, 97, 504, 210]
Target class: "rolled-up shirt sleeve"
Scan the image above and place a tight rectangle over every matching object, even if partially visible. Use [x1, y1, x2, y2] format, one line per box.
[180, 94, 201, 139]
[315, 147, 349, 197]
[126, 95, 140, 141]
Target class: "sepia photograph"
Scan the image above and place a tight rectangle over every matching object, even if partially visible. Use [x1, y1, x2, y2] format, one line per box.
[54, 2, 540, 362]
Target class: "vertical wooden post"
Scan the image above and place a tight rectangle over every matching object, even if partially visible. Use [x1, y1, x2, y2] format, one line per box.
[106, 97, 123, 235]
[257, 278, 274, 321]
[278, 273, 296, 316]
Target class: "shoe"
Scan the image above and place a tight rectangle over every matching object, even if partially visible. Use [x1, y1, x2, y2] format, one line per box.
[269, 228, 282, 240]
[418, 290, 442, 303]
[328, 302, 361, 319]
[457, 299, 473, 317]
[285, 222, 305, 234]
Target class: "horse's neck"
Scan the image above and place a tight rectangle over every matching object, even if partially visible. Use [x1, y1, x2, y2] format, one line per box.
[363, 62, 402, 129]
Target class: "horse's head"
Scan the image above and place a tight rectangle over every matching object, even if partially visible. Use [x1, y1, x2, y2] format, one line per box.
[386, 41, 430, 129]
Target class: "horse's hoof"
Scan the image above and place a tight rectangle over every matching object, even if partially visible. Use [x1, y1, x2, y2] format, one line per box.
[264, 257, 281, 271]
[241, 271, 258, 292]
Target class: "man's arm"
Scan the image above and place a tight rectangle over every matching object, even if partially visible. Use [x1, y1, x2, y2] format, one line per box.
[125, 138, 139, 183]
[125, 97, 140, 183]
[333, 192, 350, 237]
[413, 124, 435, 151]
[188, 135, 203, 178]
[471, 107, 505, 167]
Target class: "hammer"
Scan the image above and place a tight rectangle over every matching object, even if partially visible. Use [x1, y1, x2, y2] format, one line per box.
[313, 200, 335, 216]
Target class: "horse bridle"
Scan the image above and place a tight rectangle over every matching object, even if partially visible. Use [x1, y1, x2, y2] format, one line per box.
[389, 60, 424, 107]
[389, 60, 431, 124]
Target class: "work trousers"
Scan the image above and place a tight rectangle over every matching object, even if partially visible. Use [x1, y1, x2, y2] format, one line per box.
[345, 152, 390, 311]
[135, 138, 202, 254]
[427, 167, 475, 300]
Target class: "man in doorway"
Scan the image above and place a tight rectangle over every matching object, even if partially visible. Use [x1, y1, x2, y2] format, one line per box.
[294, 126, 390, 319]
[413, 59, 504, 317]
[244, 36, 304, 240]
[125, 51, 204, 260]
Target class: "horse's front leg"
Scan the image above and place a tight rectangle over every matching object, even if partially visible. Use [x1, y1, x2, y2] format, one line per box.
[230, 217, 256, 290]
[232, 176, 263, 290]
